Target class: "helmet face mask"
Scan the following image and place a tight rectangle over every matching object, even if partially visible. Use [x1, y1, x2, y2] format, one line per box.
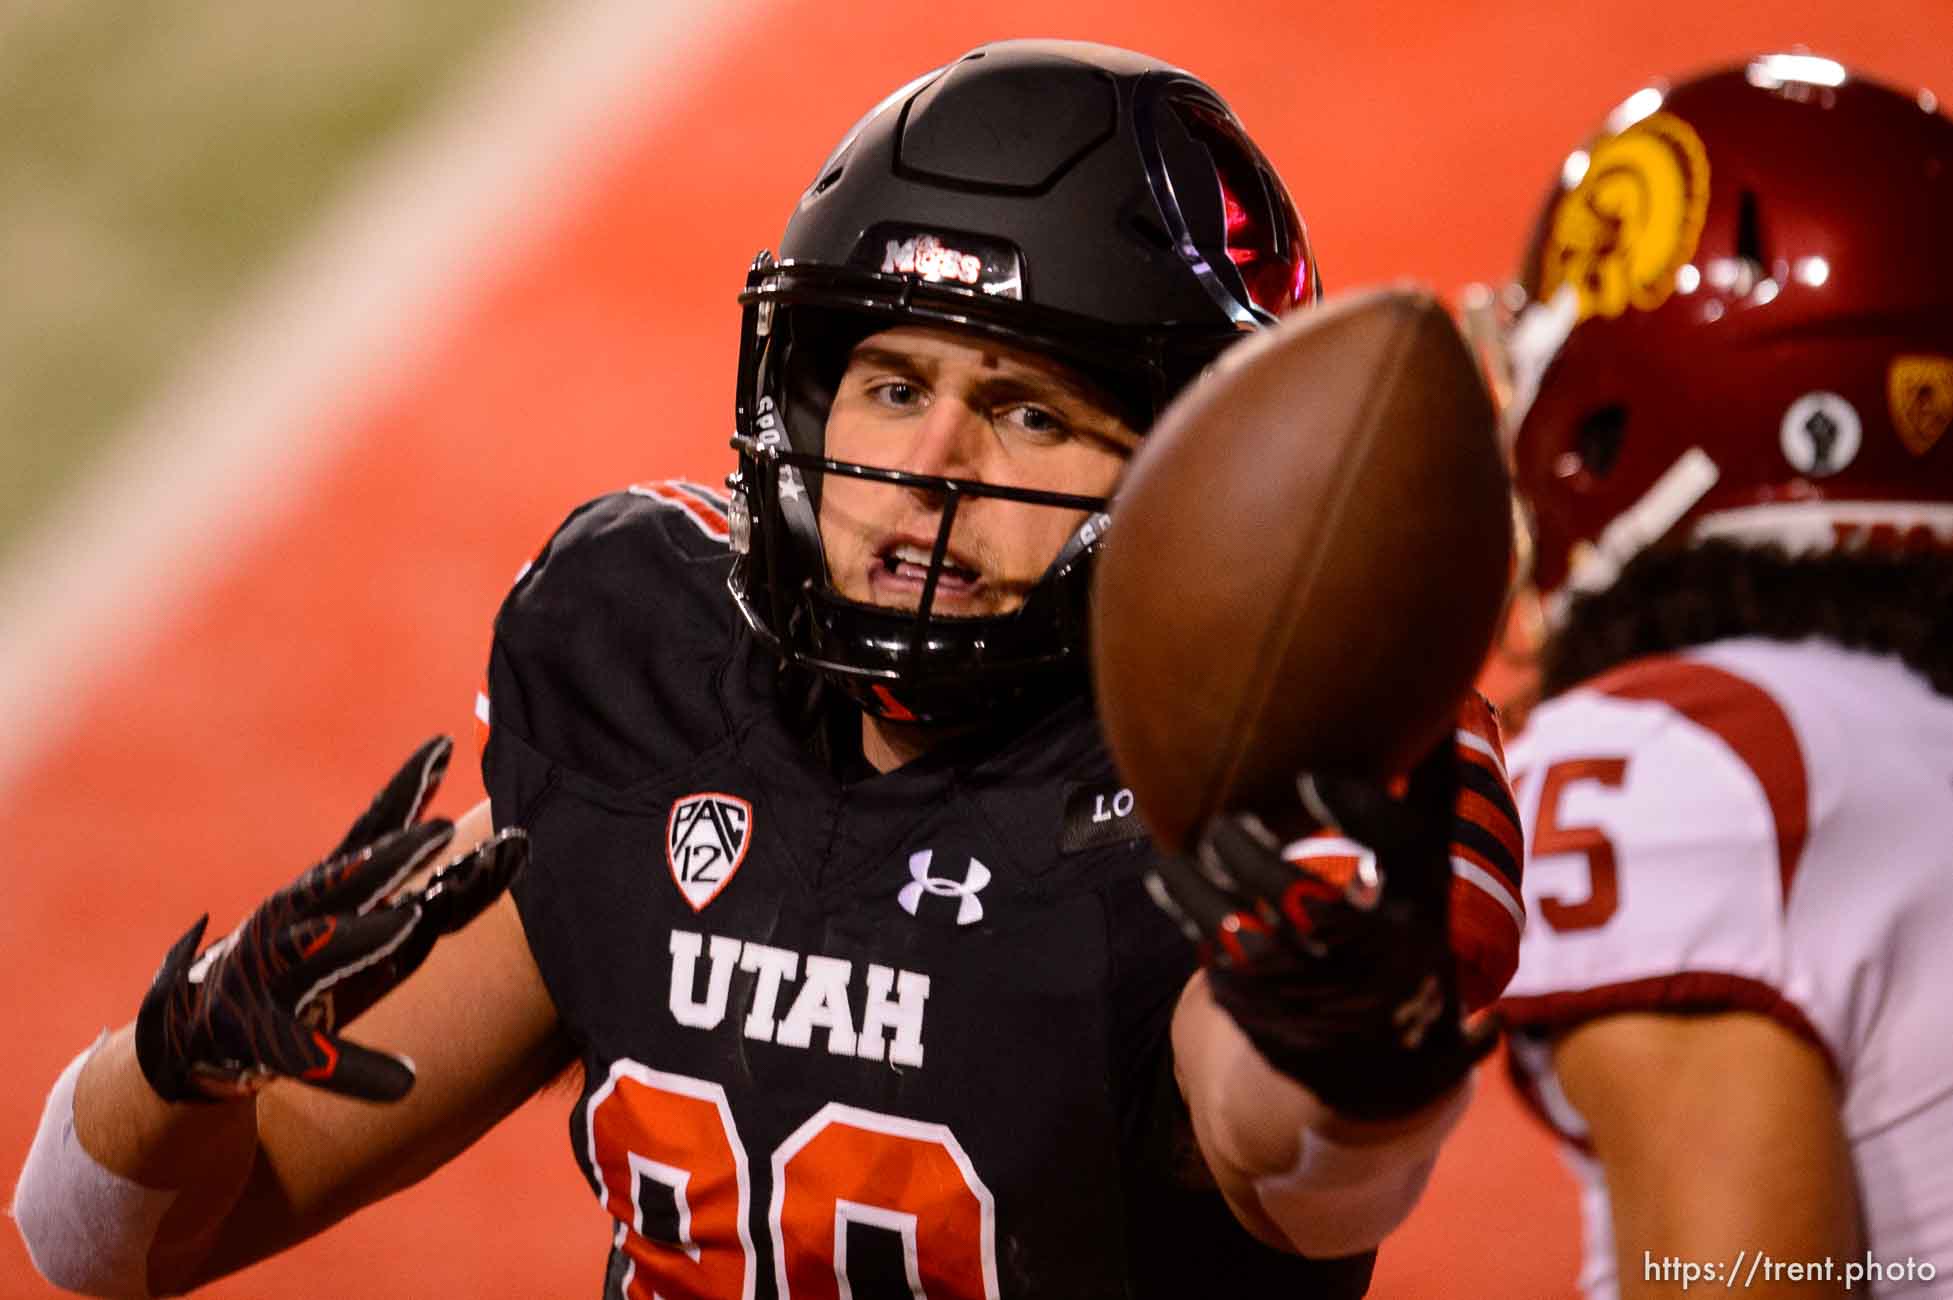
[729, 425, 1111, 721]
[727, 39, 1317, 724]
[1495, 53, 1953, 620]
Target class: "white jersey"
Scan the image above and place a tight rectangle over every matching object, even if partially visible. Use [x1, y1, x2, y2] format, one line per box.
[1501, 637, 1953, 1298]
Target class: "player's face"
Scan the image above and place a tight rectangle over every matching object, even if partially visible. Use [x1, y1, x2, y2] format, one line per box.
[820, 326, 1137, 616]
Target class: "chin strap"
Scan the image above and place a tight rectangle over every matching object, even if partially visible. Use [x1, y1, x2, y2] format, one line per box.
[1547, 446, 1721, 627]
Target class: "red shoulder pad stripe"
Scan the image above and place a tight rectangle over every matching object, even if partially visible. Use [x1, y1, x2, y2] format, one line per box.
[669, 478, 732, 513]
[629, 480, 730, 541]
[1581, 656, 1810, 906]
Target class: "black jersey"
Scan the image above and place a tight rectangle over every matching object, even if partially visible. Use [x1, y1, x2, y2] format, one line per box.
[482, 485, 1375, 1299]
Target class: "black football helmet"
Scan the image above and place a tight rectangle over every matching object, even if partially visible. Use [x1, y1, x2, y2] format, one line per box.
[728, 39, 1318, 724]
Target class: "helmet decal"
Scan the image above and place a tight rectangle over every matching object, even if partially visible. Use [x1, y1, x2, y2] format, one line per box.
[1889, 355, 1953, 455]
[852, 223, 1027, 300]
[1554, 446, 1720, 615]
[882, 233, 981, 285]
[1778, 393, 1862, 477]
[1539, 111, 1711, 322]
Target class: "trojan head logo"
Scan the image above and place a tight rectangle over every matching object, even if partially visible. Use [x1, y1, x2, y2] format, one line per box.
[1889, 355, 1953, 455]
[1539, 111, 1711, 322]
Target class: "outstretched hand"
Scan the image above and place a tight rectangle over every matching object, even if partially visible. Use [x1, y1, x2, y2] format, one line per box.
[134, 737, 527, 1104]
[1147, 736, 1496, 1122]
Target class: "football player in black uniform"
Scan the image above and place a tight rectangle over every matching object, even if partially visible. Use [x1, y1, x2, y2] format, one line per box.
[17, 40, 1524, 1299]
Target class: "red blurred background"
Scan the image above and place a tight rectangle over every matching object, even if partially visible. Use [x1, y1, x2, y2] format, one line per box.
[5, 2, 1949, 1295]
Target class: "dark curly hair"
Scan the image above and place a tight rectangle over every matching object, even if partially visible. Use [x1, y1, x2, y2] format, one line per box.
[1540, 539, 1953, 702]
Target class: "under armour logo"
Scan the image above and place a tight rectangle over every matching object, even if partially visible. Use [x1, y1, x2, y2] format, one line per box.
[897, 850, 991, 927]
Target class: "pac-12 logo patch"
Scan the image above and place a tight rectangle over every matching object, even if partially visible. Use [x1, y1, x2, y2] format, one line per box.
[666, 793, 752, 912]
[1890, 355, 1953, 455]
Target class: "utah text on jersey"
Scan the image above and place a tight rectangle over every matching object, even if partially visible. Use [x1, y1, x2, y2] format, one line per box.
[667, 927, 929, 1068]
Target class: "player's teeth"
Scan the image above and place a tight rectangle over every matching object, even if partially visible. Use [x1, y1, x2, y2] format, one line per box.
[878, 547, 976, 584]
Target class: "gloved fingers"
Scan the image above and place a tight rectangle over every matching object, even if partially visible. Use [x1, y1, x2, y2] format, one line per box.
[279, 906, 425, 1013]
[1209, 813, 1392, 947]
[133, 915, 214, 1101]
[1145, 854, 1276, 970]
[412, 828, 528, 936]
[1196, 814, 1291, 898]
[331, 736, 453, 859]
[291, 833, 528, 1032]
[1297, 770, 1411, 856]
[1298, 745, 1462, 902]
[152, 914, 211, 988]
[232, 999, 418, 1101]
[296, 904, 437, 1033]
[285, 820, 456, 918]
[1143, 870, 1204, 947]
[294, 1027, 418, 1102]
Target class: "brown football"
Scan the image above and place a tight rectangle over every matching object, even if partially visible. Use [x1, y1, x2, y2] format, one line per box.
[1091, 286, 1511, 852]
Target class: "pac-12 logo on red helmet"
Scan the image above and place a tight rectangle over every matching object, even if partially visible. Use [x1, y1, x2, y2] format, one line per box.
[1891, 355, 1953, 456]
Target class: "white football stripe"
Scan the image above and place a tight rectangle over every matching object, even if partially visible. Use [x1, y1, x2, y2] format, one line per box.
[1452, 854, 1526, 934]
[0, 0, 774, 797]
[1455, 726, 1507, 777]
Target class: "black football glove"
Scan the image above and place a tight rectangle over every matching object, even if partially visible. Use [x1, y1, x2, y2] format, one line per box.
[1146, 739, 1495, 1122]
[134, 737, 527, 1104]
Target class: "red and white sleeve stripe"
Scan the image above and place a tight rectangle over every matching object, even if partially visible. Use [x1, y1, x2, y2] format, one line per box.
[1449, 692, 1525, 1010]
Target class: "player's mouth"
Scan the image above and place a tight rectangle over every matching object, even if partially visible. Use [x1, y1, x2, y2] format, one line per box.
[867, 540, 986, 610]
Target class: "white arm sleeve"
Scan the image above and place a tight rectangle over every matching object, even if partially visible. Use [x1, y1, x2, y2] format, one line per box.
[12, 1034, 179, 1299]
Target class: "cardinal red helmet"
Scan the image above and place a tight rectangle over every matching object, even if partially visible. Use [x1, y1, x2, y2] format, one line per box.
[1498, 54, 1953, 613]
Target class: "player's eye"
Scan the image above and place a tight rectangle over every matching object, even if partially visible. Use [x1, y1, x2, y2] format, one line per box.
[866, 379, 926, 411]
[1000, 403, 1071, 442]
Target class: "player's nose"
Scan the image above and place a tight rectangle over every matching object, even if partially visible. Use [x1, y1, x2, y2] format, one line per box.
[897, 396, 988, 491]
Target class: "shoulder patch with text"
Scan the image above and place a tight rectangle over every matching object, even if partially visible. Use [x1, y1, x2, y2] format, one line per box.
[666, 792, 752, 911]
[1060, 782, 1149, 854]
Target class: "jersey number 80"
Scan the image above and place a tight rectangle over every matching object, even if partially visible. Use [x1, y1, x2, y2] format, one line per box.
[587, 1060, 1000, 1300]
